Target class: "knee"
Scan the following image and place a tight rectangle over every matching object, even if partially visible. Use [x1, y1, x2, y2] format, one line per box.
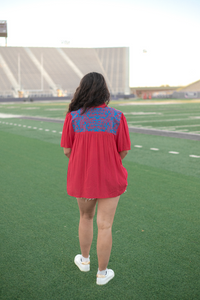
[80, 211, 95, 220]
[97, 218, 112, 230]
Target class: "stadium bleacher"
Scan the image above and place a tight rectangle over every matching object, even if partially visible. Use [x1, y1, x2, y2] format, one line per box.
[0, 46, 130, 98]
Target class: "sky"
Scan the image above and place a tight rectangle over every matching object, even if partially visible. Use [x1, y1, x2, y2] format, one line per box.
[1, 0, 200, 87]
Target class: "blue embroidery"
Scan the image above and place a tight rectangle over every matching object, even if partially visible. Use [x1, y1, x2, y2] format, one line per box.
[71, 107, 122, 135]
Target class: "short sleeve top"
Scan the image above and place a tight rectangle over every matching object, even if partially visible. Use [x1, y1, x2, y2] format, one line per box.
[61, 103, 131, 198]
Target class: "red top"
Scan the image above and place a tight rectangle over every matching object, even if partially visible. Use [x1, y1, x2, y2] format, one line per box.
[61, 104, 131, 198]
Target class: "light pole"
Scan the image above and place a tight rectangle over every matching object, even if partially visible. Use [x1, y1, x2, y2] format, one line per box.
[18, 53, 21, 90]
[41, 53, 43, 91]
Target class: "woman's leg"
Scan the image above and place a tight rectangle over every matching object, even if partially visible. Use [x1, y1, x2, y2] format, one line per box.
[77, 198, 97, 258]
[96, 196, 120, 271]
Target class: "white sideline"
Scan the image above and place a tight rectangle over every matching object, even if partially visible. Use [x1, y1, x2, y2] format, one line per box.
[0, 113, 22, 118]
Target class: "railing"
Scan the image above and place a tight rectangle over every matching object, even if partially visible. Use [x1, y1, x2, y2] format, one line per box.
[0, 91, 14, 97]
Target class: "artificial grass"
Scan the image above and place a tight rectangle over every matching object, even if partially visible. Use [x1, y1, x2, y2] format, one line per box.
[1, 130, 200, 299]
[1, 101, 200, 123]
[128, 132, 200, 178]
[1, 101, 200, 135]
[0, 118, 63, 145]
[0, 102, 68, 119]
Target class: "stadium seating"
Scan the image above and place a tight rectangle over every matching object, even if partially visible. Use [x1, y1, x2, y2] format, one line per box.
[0, 46, 129, 98]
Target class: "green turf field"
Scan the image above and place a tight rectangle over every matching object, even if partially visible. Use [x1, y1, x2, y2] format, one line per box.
[1, 99, 200, 133]
[0, 100, 200, 299]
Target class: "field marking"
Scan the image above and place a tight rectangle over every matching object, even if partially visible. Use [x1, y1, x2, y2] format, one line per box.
[159, 128, 189, 131]
[189, 116, 200, 119]
[169, 151, 179, 154]
[0, 121, 199, 157]
[124, 112, 162, 115]
[45, 108, 66, 111]
[22, 107, 40, 110]
[171, 124, 200, 128]
[133, 145, 199, 158]
[0, 121, 63, 137]
[175, 129, 189, 132]
[118, 99, 200, 105]
[127, 118, 200, 124]
[129, 126, 200, 140]
[0, 113, 22, 118]
[119, 102, 180, 106]
[162, 113, 200, 117]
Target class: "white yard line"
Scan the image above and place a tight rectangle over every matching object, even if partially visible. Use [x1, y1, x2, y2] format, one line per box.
[170, 124, 200, 128]
[0, 113, 22, 118]
[169, 151, 179, 154]
[23, 107, 40, 110]
[133, 145, 199, 158]
[126, 118, 200, 124]
[124, 112, 162, 115]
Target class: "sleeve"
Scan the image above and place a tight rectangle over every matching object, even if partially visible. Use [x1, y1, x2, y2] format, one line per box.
[60, 113, 75, 148]
[116, 113, 131, 152]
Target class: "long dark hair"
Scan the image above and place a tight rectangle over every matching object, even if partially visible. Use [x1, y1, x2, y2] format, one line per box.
[68, 72, 110, 114]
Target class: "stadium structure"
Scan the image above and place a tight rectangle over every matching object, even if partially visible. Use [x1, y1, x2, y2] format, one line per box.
[0, 46, 130, 99]
[131, 80, 200, 100]
[172, 80, 200, 99]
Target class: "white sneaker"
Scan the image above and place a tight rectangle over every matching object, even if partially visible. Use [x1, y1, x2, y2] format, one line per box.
[74, 254, 90, 272]
[96, 269, 115, 285]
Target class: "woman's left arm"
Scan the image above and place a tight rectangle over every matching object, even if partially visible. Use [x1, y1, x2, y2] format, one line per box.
[116, 113, 131, 155]
[119, 150, 129, 160]
[64, 148, 71, 158]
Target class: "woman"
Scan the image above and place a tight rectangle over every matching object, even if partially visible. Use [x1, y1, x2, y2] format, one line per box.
[61, 72, 131, 285]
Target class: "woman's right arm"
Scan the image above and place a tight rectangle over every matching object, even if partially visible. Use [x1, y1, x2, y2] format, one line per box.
[60, 113, 75, 153]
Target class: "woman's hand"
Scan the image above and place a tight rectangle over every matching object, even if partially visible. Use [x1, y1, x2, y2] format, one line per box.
[64, 148, 71, 158]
